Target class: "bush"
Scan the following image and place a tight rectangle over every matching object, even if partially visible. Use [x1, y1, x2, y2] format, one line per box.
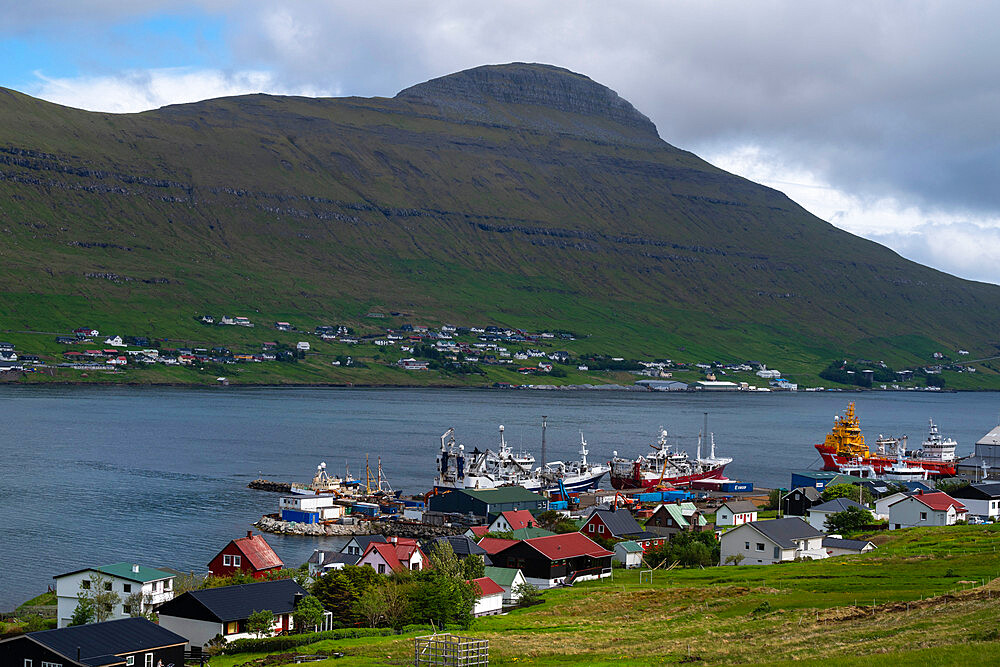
[222, 628, 394, 654]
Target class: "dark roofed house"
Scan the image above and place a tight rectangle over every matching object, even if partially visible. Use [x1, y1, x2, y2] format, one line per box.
[822, 536, 877, 556]
[807, 498, 872, 531]
[157, 578, 309, 648]
[581, 508, 666, 551]
[340, 534, 388, 557]
[719, 517, 828, 566]
[781, 486, 822, 516]
[948, 482, 1000, 519]
[208, 531, 284, 579]
[0, 617, 186, 667]
[427, 486, 547, 520]
[427, 535, 492, 564]
[716, 500, 759, 526]
[307, 549, 361, 576]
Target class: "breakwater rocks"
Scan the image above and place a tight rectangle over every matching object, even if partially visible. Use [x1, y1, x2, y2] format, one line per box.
[248, 479, 292, 493]
[254, 515, 463, 539]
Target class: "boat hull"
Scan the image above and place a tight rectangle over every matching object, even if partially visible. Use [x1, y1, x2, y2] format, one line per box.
[609, 463, 728, 490]
[816, 444, 957, 476]
[435, 469, 608, 494]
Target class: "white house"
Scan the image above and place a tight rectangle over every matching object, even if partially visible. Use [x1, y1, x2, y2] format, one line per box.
[483, 566, 528, 604]
[822, 536, 877, 557]
[715, 500, 758, 527]
[948, 482, 1000, 519]
[719, 517, 827, 566]
[888, 491, 967, 530]
[806, 498, 872, 531]
[54, 563, 175, 628]
[104, 335, 125, 346]
[357, 537, 426, 574]
[470, 576, 505, 616]
[157, 579, 309, 648]
[613, 541, 645, 568]
[756, 368, 781, 379]
[874, 492, 911, 520]
[488, 510, 538, 533]
[296, 341, 311, 351]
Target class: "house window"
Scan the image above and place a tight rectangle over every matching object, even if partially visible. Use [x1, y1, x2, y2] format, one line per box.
[755, 543, 765, 551]
[233, 555, 241, 567]
[226, 621, 239, 634]
[745, 542, 750, 550]
[223, 555, 232, 566]
[123, 583, 132, 593]
[127, 657, 135, 666]
[412, 562, 420, 571]
[378, 564, 386, 574]
[81, 580, 91, 589]
[104, 582, 113, 591]
[24, 660, 32, 667]
[597, 525, 605, 534]
[920, 512, 927, 521]
[164, 579, 172, 591]
[145, 654, 153, 667]
[123, 604, 132, 614]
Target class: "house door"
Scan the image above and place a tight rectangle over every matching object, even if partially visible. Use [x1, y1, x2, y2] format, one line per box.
[282, 613, 290, 632]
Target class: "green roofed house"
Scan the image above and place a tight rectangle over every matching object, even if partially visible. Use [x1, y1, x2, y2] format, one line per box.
[428, 487, 547, 520]
[509, 526, 556, 540]
[645, 502, 710, 540]
[483, 566, 528, 604]
[613, 540, 645, 569]
[54, 562, 176, 628]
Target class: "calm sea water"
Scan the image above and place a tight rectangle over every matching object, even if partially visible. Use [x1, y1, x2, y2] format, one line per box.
[1, 385, 998, 609]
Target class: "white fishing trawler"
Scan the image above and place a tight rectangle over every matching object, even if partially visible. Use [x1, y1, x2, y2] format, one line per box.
[608, 425, 732, 490]
[434, 425, 609, 493]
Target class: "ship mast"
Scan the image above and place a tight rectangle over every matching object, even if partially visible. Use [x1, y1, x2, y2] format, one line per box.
[541, 415, 548, 467]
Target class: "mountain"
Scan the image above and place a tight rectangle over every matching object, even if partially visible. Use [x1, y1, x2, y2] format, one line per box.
[0, 63, 998, 371]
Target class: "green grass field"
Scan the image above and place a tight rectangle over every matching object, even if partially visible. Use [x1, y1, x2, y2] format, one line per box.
[201, 525, 1000, 666]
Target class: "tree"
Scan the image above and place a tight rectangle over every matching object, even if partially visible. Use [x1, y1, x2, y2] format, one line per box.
[78, 572, 120, 624]
[644, 532, 720, 568]
[824, 506, 874, 534]
[426, 541, 462, 579]
[311, 565, 382, 627]
[765, 489, 782, 511]
[406, 572, 477, 629]
[534, 510, 579, 533]
[122, 591, 156, 621]
[460, 554, 485, 581]
[724, 554, 746, 566]
[68, 598, 94, 626]
[512, 582, 541, 606]
[936, 478, 970, 494]
[355, 586, 387, 628]
[247, 609, 275, 638]
[821, 483, 873, 506]
[292, 594, 325, 633]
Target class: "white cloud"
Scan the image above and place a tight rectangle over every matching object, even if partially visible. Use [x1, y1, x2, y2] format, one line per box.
[26, 68, 335, 114]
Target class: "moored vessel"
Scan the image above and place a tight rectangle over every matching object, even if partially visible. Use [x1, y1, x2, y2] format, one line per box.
[815, 403, 962, 476]
[608, 415, 732, 490]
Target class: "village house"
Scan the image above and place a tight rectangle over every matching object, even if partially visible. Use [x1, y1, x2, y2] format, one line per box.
[488, 510, 539, 533]
[613, 540, 646, 568]
[888, 490, 967, 529]
[491, 533, 614, 588]
[208, 531, 284, 579]
[104, 335, 125, 346]
[398, 357, 430, 370]
[296, 341, 310, 351]
[822, 536, 877, 556]
[719, 517, 827, 565]
[581, 508, 665, 550]
[469, 576, 505, 616]
[645, 502, 709, 539]
[357, 536, 427, 573]
[428, 486, 547, 520]
[275, 321, 293, 331]
[948, 482, 1000, 519]
[781, 486, 823, 516]
[483, 566, 528, 604]
[1, 617, 186, 667]
[806, 498, 872, 531]
[426, 535, 492, 564]
[53, 563, 175, 628]
[715, 500, 759, 527]
[158, 579, 312, 648]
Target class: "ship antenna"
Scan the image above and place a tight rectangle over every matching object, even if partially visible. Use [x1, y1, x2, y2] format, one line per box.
[711, 433, 716, 460]
[696, 432, 702, 461]
[541, 415, 547, 468]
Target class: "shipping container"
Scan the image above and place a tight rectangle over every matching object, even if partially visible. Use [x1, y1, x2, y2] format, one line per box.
[548, 500, 568, 511]
[281, 508, 319, 524]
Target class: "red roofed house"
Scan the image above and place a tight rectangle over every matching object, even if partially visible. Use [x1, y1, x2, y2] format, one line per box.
[477, 538, 520, 555]
[464, 525, 491, 540]
[888, 490, 967, 530]
[488, 510, 537, 533]
[492, 533, 614, 589]
[469, 576, 504, 616]
[357, 536, 427, 574]
[208, 531, 284, 579]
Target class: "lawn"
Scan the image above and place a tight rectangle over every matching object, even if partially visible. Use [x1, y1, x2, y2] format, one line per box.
[206, 525, 1000, 666]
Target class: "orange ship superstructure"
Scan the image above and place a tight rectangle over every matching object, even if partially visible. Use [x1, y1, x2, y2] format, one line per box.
[815, 402, 961, 477]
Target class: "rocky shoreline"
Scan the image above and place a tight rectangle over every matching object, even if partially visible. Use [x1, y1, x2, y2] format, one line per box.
[253, 514, 465, 539]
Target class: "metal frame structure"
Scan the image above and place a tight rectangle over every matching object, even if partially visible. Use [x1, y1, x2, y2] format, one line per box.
[414, 633, 489, 666]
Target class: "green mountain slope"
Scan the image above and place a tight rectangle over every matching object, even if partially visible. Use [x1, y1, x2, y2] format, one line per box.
[0, 63, 997, 371]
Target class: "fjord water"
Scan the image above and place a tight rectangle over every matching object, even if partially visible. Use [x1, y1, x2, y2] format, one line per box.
[1, 385, 998, 609]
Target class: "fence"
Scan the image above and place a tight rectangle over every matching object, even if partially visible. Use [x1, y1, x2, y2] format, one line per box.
[414, 633, 489, 666]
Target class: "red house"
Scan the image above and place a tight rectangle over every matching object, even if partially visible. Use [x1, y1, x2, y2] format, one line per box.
[208, 531, 284, 579]
[581, 509, 666, 552]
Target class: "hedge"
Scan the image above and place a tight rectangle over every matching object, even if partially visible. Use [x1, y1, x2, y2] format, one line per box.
[221, 628, 394, 654]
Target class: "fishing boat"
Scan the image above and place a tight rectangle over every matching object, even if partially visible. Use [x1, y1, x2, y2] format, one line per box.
[608, 416, 732, 490]
[814, 403, 962, 476]
[434, 425, 609, 492]
[290, 461, 358, 496]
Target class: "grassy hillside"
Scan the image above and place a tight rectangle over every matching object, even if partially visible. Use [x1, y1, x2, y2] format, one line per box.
[1, 63, 999, 382]
[209, 525, 1000, 665]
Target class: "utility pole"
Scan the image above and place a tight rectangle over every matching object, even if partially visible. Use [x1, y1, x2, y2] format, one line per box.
[541, 416, 548, 467]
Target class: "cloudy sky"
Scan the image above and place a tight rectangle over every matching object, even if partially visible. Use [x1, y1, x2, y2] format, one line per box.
[3, 1, 999, 283]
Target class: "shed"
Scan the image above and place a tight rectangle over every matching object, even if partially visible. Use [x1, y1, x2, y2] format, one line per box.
[613, 541, 645, 569]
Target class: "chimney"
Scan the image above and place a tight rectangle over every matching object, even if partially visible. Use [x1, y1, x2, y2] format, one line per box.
[917, 489, 923, 495]
[132, 564, 140, 574]
[247, 530, 253, 539]
[294, 592, 304, 606]
[77, 647, 81, 661]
